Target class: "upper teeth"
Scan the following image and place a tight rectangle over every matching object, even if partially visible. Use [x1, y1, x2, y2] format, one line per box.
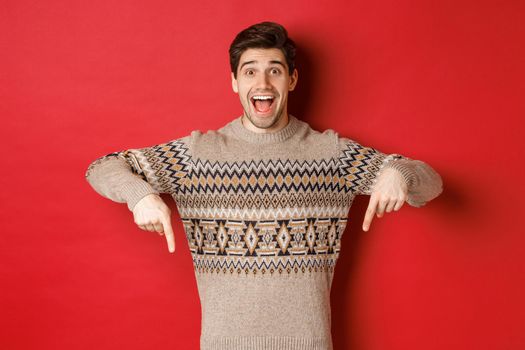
[252, 96, 273, 100]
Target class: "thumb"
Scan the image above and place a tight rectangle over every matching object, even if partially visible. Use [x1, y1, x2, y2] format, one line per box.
[161, 216, 176, 253]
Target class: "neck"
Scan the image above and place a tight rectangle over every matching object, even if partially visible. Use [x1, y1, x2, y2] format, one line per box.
[229, 113, 301, 145]
[241, 111, 290, 134]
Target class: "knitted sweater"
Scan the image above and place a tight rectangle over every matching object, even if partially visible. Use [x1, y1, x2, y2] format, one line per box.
[85, 115, 443, 350]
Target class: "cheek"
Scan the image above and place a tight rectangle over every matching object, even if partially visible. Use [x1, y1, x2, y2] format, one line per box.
[240, 86, 252, 98]
[275, 78, 290, 91]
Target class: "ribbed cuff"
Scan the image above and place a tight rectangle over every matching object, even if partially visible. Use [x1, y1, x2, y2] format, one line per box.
[200, 335, 331, 350]
[383, 159, 417, 188]
[120, 179, 159, 211]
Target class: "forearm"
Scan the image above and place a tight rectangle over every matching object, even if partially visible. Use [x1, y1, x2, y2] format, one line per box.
[85, 156, 159, 211]
[383, 158, 443, 207]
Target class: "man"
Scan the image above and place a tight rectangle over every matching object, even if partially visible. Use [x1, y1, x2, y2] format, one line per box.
[86, 22, 443, 350]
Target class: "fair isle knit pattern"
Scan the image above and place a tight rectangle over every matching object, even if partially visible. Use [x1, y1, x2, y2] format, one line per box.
[85, 115, 443, 350]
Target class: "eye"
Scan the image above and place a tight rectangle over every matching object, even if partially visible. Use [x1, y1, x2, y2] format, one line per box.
[244, 69, 255, 76]
[270, 68, 281, 75]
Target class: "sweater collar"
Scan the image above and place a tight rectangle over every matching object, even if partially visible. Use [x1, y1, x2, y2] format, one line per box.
[229, 114, 301, 144]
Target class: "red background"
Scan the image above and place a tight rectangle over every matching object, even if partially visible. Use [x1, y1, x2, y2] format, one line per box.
[2, 0, 524, 349]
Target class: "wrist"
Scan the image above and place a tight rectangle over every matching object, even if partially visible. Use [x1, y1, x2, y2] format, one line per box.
[122, 181, 159, 211]
[383, 160, 416, 188]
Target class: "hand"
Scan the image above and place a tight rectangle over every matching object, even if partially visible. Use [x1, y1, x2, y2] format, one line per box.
[362, 167, 408, 232]
[132, 193, 175, 253]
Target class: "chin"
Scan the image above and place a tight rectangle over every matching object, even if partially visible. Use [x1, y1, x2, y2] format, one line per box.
[250, 114, 280, 129]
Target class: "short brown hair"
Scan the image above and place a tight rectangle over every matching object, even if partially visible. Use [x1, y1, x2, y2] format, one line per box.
[229, 22, 296, 78]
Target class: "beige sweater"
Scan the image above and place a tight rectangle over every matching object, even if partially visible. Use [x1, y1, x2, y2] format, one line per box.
[85, 115, 443, 350]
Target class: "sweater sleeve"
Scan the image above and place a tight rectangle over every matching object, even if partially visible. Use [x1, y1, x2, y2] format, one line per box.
[84, 136, 192, 211]
[337, 136, 443, 208]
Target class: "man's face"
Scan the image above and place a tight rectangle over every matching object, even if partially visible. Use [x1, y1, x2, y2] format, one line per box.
[231, 48, 298, 131]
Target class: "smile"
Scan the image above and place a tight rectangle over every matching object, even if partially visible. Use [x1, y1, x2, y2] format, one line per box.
[250, 95, 275, 114]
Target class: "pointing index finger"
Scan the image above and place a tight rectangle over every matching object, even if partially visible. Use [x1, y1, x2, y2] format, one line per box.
[363, 194, 378, 232]
[161, 215, 176, 253]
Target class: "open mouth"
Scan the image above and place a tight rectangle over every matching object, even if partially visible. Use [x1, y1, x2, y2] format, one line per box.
[250, 95, 275, 114]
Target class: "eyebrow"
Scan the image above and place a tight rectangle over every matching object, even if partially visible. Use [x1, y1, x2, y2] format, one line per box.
[239, 60, 287, 71]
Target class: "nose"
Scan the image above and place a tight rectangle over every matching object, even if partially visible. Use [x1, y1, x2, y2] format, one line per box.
[255, 72, 271, 89]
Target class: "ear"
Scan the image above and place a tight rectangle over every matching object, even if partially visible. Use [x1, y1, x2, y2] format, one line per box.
[231, 72, 239, 93]
[289, 69, 298, 91]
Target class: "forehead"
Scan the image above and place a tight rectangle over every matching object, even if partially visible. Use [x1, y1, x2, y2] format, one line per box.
[238, 48, 287, 66]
